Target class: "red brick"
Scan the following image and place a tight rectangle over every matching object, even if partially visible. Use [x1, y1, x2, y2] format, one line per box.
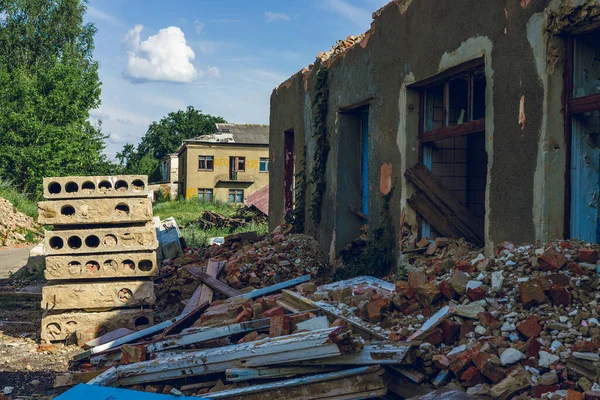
[238, 331, 259, 343]
[37, 343, 56, 353]
[519, 280, 547, 309]
[417, 237, 430, 248]
[525, 338, 542, 357]
[401, 300, 420, 315]
[532, 385, 561, 398]
[473, 352, 506, 383]
[467, 287, 487, 301]
[578, 248, 598, 263]
[539, 248, 566, 271]
[573, 338, 600, 352]
[367, 296, 391, 323]
[438, 280, 457, 300]
[569, 262, 586, 276]
[408, 272, 427, 289]
[438, 319, 460, 345]
[262, 306, 284, 318]
[433, 354, 451, 369]
[289, 312, 316, 326]
[517, 316, 542, 339]
[459, 320, 475, 341]
[549, 285, 572, 307]
[566, 390, 584, 400]
[269, 315, 291, 337]
[423, 328, 443, 346]
[548, 273, 570, 287]
[461, 366, 485, 387]
[416, 283, 440, 305]
[478, 312, 502, 330]
[449, 348, 477, 375]
[234, 306, 253, 323]
[435, 237, 453, 247]
[585, 391, 600, 400]
[456, 261, 476, 273]
[563, 382, 578, 391]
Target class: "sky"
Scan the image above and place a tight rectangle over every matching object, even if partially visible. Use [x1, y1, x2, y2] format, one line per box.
[85, 0, 389, 159]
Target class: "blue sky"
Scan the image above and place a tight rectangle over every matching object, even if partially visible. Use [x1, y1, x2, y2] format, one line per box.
[85, 0, 388, 159]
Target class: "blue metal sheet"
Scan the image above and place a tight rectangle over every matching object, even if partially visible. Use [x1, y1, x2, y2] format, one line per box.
[56, 384, 203, 399]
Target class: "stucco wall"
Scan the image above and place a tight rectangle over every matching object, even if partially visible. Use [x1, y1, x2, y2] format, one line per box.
[180, 143, 269, 202]
[270, 0, 600, 262]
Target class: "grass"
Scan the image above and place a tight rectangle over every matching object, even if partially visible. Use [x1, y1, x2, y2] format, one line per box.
[0, 179, 38, 219]
[153, 198, 269, 248]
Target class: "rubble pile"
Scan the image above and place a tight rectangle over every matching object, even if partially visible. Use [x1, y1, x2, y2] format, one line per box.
[0, 197, 42, 247]
[311, 238, 600, 399]
[317, 34, 367, 63]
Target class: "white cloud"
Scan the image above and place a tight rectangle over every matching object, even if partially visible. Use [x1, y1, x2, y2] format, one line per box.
[122, 25, 197, 84]
[325, 0, 372, 29]
[265, 11, 290, 22]
[204, 66, 221, 78]
[193, 20, 205, 35]
[87, 5, 121, 26]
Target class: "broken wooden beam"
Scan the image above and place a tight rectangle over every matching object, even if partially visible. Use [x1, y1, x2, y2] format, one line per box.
[162, 301, 209, 337]
[184, 264, 242, 297]
[181, 259, 221, 316]
[405, 162, 484, 246]
[239, 275, 311, 299]
[226, 366, 342, 382]
[91, 328, 344, 387]
[202, 366, 386, 400]
[299, 343, 412, 365]
[408, 190, 463, 239]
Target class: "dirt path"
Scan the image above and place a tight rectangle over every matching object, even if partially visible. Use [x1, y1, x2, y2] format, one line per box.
[0, 245, 33, 278]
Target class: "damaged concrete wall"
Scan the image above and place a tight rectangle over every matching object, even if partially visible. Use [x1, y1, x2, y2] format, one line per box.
[269, 0, 600, 261]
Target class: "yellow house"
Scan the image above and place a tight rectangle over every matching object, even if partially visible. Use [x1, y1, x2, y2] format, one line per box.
[177, 123, 269, 202]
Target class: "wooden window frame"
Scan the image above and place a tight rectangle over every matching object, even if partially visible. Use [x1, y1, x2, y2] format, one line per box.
[563, 31, 600, 239]
[259, 157, 269, 173]
[198, 155, 214, 171]
[198, 188, 213, 201]
[228, 189, 244, 204]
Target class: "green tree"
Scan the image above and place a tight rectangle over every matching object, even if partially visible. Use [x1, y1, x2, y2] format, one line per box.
[0, 0, 113, 195]
[118, 106, 226, 179]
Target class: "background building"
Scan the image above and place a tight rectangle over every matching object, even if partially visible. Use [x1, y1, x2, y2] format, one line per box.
[178, 123, 269, 202]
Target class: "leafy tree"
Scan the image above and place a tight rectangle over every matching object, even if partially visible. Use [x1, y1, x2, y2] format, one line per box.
[118, 106, 226, 179]
[0, 0, 114, 195]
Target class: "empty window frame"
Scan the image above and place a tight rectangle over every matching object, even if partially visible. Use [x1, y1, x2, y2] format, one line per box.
[228, 189, 244, 204]
[566, 29, 600, 242]
[198, 188, 213, 201]
[198, 156, 214, 171]
[418, 61, 487, 239]
[229, 156, 245, 172]
[259, 157, 269, 172]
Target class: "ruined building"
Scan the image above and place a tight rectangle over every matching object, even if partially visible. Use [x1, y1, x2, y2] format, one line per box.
[268, 0, 600, 262]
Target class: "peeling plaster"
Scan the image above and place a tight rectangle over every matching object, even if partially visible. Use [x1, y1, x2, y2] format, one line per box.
[439, 36, 495, 253]
[397, 72, 415, 215]
[380, 163, 393, 195]
[519, 95, 526, 129]
[397, 0, 414, 14]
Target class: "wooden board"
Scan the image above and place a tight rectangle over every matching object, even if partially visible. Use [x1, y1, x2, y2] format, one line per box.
[408, 190, 463, 239]
[184, 265, 242, 298]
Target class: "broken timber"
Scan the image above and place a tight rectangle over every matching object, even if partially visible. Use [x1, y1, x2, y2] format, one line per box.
[181, 259, 221, 316]
[405, 162, 484, 246]
[202, 366, 386, 400]
[299, 343, 412, 365]
[161, 301, 209, 337]
[226, 366, 342, 382]
[183, 264, 242, 297]
[89, 328, 344, 387]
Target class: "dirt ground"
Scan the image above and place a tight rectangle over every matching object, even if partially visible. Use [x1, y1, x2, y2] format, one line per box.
[0, 293, 80, 398]
[0, 245, 33, 279]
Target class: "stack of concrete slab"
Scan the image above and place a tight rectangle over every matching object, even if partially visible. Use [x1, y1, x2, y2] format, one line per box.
[38, 176, 158, 345]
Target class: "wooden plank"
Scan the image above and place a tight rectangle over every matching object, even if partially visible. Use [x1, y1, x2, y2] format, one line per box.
[405, 162, 484, 246]
[107, 328, 343, 387]
[240, 275, 311, 299]
[420, 118, 485, 143]
[388, 365, 426, 384]
[180, 380, 219, 391]
[162, 301, 209, 337]
[226, 366, 342, 382]
[202, 366, 386, 400]
[408, 190, 463, 239]
[54, 369, 110, 388]
[568, 93, 600, 115]
[408, 305, 453, 341]
[180, 285, 203, 316]
[184, 265, 242, 298]
[282, 290, 388, 341]
[385, 368, 432, 399]
[299, 344, 412, 365]
[199, 259, 221, 304]
[0, 291, 42, 299]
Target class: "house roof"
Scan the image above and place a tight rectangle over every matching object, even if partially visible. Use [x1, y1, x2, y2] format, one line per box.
[182, 123, 269, 147]
[245, 185, 269, 216]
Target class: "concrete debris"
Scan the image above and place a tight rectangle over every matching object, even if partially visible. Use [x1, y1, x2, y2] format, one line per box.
[0, 197, 43, 247]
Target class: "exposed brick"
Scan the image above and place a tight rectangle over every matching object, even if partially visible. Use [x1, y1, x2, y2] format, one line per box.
[461, 366, 485, 387]
[578, 248, 598, 263]
[467, 287, 487, 301]
[539, 248, 566, 271]
[438, 319, 460, 345]
[367, 296, 391, 324]
[269, 315, 291, 337]
[473, 352, 506, 383]
[423, 328, 443, 346]
[416, 283, 440, 305]
[517, 316, 542, 339]
[459, 320, 475, 341]
[425, 243, 438, 256]
[433, 354, 451, 370]
[566, 390, 585, 400]
[549, 285, 572, 307]
[438, 280, 457, 300]
[237, 331, 259, 343]
[449, 348, 478, 375]
[37, 343, 56, 353]
[478, 312, 502, 330]
[519, 280, 547, 309]
[417, 237, 430, 248]
[525, 338, 542, 357]
[435, 237, 452, 247]
[262, 306, 284, 318]
[456, 261, 476, 274]
[569, 262, 586, 276]
[289, 312, 316, 326]
[548, 273, 570, 287]
[585, 391, 600, 400]
[531, 385, 560, 398]
[408, 272, 427, 289]
[121, 344, 146, 365]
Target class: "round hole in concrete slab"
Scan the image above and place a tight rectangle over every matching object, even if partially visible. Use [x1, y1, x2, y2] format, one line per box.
[118, 288, 133, 303]
[82, 181, 95, 193]
[86, 261, 100, 273]
[138, 260, 153, 272]
[67, 261, 82, 275]
[104, 260, 117, 271]
[115, 180, 128, 192]
[65, 182, 78, 193]
[102, 234, 117, 247]
[46, 323, 62, 338]
[132, 179, 145, 191]
[48, 182, 61, 194]
[49, 236, 64, 249]
[115, 203, 130, 215]
[121, 259, 135, 271]
[67, 236, 82, 249]
[134, 316, 150, 327]
[60, 205, 75, 216]
[85, 235, 100, 248]
[98, 180, 112, 191]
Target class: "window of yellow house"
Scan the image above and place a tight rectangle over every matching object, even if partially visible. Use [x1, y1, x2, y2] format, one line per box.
[228, 189, 244, 203]
[236, 157, 246, 171]
[259, 158, 269, 172]
[198, 188, 213, 201]
[198, 156, 214, 171]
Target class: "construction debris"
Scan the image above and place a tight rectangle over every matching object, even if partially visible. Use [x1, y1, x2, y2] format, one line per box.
[0, 197, 43, 247]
